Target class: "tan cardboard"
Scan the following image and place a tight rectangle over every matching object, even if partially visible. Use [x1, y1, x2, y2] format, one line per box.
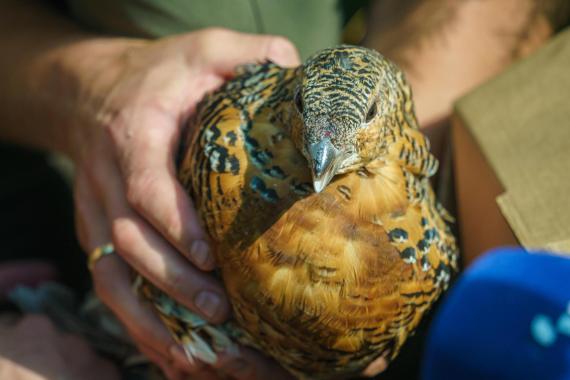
[453, 27, 570, 263]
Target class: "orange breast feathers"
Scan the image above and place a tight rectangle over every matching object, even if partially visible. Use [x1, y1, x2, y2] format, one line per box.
[174, 49, 457, 379]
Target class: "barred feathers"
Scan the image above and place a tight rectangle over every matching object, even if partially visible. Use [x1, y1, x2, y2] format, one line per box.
[149, 46, 458, 379]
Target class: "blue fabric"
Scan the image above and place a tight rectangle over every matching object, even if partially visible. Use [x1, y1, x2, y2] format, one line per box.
[421, 247, 570, 380]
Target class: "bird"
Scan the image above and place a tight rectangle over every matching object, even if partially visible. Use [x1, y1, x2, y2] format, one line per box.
[139, 45, 458, 380]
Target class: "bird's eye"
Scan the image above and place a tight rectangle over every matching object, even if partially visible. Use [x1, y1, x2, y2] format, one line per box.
[294, 91, 304, 115]
[366, 103, 378, 123]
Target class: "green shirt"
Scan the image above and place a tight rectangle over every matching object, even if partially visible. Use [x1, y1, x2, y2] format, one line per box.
[66, 0, 342, 59]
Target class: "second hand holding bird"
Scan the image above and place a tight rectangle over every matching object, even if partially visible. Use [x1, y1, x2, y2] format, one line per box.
[49, 27, 299, 379]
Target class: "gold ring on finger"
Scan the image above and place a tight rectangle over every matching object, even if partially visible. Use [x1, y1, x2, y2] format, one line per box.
[88, 243, 115, 271]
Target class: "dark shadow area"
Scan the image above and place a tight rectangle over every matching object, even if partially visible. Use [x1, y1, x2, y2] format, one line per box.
[0, 143, 90, 296]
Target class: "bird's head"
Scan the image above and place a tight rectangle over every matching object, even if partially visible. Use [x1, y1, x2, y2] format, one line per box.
[291, 45, 412, 193]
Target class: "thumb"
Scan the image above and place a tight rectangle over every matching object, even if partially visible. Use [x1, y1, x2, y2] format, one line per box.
[197, 28, 301, 74]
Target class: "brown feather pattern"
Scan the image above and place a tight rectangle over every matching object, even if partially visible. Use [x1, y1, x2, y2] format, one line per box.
[145, 45, 457, 380]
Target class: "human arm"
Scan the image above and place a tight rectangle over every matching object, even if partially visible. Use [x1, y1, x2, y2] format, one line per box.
[0, 1, 298, 378]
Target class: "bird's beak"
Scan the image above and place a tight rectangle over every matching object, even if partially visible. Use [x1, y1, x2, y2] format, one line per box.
[308, 138, 343, 193]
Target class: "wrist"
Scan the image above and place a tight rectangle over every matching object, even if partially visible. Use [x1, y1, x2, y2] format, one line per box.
[40, 37, 148, 158]
[0, 0, 148, 157]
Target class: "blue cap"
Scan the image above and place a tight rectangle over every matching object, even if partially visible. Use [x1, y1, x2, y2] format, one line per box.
[421, 247, 570, 380]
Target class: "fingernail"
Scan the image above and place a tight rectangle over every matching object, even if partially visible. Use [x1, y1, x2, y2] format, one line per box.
[189, 240, 211, 268]
[195, 291, 221, 319]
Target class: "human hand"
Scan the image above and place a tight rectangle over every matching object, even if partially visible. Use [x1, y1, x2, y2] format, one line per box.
[64, 28, 299, 378]
[0, 314, 119, 380]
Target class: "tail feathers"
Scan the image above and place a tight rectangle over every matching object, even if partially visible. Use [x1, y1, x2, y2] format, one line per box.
[180, 325, 240, 365]
[205, 325, 239, 354]
[140, 280, 239, 366]
[181, 332, 217, 365]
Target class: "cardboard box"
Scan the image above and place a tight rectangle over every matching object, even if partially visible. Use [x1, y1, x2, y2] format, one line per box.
[452, 27, 570, 265]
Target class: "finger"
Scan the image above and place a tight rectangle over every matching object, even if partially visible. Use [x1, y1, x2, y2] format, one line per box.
[113, 214, 229, 322]
[214, 347, 292, 380]
[74, 170, 111, 252]
[75, 173, 195, 371]
[197, 28, 301, 72]
[91, 255, 195, 371]
[76, 179, 170, 352]
[116, 111, 216, 272]
[92, 155, 229, 323]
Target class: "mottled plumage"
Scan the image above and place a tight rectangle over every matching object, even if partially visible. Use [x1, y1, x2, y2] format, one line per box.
[142, 45, 458, 379]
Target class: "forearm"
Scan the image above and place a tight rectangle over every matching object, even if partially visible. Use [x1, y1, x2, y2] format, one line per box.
[0, 0, 141, 155]
[365, 0, 551, 127]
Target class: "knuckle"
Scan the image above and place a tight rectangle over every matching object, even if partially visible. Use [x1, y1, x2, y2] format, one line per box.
[200, 27, 231, 42]
[139, 123, 167, 144]
[100, 109, 127, 143]
[163, 211, 184, 244]
[102, 120, 117, 140]
[111, 217, 140, 261]
[265, 36, 299, 66]
[167, 266, 188, 295]
[125, 172, 154, 209]
[125, 172, 185, 243]
[269, 36, 296, 54]
[101, 125, 123, 154]
[196, 28, 236, 56]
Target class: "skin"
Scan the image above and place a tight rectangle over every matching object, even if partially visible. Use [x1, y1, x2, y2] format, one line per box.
[365, 0, 552, 164]
[0, 0, 485, 378]
[0, 1, 304, 379]
[0, 315, 120, 380]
